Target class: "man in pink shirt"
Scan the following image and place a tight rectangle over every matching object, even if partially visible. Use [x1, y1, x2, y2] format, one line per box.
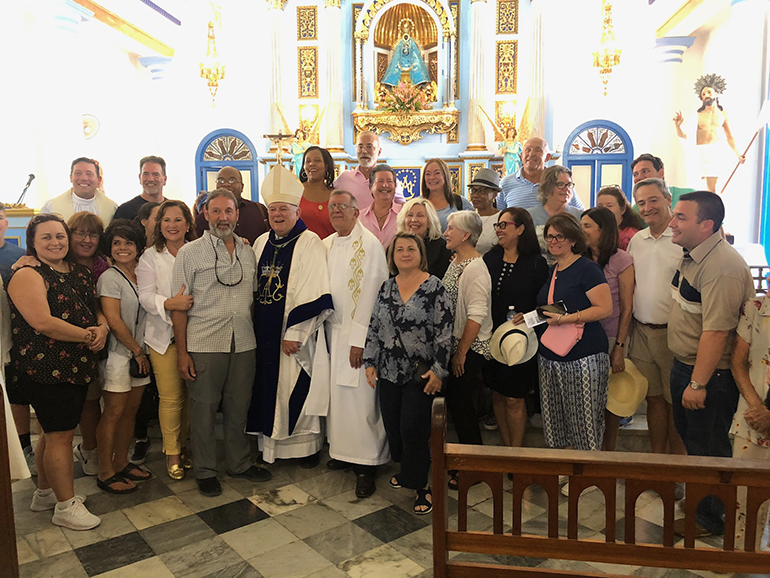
[334, 131, 405, 210]
[358, 165, 402, 248]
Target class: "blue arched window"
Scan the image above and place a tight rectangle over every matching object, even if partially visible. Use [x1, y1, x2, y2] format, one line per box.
[562, 120, 634, 207]
[195, 129, 260, 202]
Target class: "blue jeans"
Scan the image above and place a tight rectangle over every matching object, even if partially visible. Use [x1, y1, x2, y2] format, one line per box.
[670, 359, 739, 535]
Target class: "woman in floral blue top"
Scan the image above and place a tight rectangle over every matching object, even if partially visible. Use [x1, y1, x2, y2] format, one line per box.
[365, 232, 453, 515]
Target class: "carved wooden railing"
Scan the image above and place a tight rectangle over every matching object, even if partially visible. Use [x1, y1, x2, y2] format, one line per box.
[431, 398, 770, 577]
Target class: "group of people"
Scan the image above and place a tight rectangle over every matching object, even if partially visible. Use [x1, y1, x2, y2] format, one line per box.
[1, 133, 767, 548]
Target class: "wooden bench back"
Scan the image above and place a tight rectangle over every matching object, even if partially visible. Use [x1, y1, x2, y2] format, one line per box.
[431, 398, 770, 577]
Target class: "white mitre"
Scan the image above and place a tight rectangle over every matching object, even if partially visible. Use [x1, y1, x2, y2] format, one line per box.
[261, 164, 304, 206]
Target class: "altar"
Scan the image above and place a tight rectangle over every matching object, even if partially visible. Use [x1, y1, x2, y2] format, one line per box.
[4, 0, 769, 253]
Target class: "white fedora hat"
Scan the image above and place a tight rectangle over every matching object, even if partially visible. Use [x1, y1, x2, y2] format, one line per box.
[606, 359, 649, 417]
[490, 322, 538, 366]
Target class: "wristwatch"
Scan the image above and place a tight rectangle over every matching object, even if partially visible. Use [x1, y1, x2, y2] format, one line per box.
[688, 380, 707, 391]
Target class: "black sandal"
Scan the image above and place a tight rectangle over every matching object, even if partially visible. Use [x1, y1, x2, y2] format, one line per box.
[389, 474, 402, 489]
[120, 463, 152, 481]
[97, 473, 137, 494]
[448, 472, 459, 491]
[414, 487, 433, 515]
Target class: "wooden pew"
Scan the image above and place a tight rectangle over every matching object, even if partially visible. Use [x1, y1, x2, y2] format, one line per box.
[431, 398, 770, 577]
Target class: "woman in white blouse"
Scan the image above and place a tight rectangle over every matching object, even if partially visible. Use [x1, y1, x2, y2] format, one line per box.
[136, 201, 195, 480]
[442, 211, 493, 490]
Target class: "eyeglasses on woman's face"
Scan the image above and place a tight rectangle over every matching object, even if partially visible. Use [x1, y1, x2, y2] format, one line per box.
[554, 182, 575, 191]
[493, 220, 517, 231]
[545, 233, 567, 243]
[72, 230, 99, 241]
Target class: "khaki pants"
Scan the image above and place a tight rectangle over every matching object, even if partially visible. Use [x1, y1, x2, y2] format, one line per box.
[628, 322, 673, 404]
[148, 344, 189, 456]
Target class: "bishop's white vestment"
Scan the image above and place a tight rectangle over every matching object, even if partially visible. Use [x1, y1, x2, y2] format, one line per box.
[247, 220, 333, 463]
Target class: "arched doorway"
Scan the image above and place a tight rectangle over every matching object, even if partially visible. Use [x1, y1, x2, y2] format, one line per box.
[562, 120, 634, 207]
[195, 129, 260, 202]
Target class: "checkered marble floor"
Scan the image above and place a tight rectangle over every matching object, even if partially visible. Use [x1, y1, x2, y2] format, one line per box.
[12, 426, 769, 578]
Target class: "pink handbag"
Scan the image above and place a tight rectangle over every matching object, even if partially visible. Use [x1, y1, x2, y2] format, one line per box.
[540, 267, 584, 357]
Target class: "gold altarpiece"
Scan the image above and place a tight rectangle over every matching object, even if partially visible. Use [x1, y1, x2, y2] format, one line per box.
[351, 0, 459, 145]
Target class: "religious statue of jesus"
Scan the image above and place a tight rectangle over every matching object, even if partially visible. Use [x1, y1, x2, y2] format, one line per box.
[673, 73, 745, 192]
[381, 19, 431, 87]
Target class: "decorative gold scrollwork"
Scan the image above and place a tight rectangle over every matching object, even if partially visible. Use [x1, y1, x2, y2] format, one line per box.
[351, 108, 460, 145]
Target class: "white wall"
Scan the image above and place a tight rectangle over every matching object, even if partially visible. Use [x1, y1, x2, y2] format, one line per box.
[4, 0, 273, 210]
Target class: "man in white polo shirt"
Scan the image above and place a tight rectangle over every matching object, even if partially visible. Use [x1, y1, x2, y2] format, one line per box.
[626, 178, 686, 467]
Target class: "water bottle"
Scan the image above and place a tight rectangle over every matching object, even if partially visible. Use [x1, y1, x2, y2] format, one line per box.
[506, 306, 516, 322]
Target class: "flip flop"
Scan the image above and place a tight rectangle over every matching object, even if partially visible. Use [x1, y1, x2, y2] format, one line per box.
[119, 463, 152, 481]
[97, 473, 137, 494]
[414, 487, 433, 515]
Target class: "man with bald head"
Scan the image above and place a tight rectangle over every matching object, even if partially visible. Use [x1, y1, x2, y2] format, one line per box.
[496, 137, 584, 211]
[195, 166, 269, 244]
[334, 131, 405, 210]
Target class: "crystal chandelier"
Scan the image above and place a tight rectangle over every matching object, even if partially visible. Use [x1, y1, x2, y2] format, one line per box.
[200, 21, 225, 106]
[592, 0, 621, 97]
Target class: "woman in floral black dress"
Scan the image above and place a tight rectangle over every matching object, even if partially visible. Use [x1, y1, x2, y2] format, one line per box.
[7, 214, 108, 531]
[364, 232, 453, 515]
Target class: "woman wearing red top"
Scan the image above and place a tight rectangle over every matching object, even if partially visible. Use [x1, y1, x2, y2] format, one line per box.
[299, 146, 336, 239]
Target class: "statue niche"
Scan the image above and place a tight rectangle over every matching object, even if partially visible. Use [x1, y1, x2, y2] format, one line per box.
[374, 12, 437, 107]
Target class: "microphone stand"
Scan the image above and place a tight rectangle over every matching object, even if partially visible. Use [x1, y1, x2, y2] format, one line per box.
[16, 178, 33, 205]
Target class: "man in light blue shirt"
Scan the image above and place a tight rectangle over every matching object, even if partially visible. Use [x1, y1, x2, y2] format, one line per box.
[496, 137, 584, 211]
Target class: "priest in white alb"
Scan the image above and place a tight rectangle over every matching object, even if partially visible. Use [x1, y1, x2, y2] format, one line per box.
[247, 164, 333, 467]
[311, 190, 390, 498]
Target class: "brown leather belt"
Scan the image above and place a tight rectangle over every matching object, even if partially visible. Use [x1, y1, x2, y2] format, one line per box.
[635, 319, 667, 330]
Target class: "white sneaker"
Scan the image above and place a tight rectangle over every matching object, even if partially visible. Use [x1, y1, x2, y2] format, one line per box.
[23, 446, 37, 476]
[31, 489, 86, 512]
[558, 476, 569, 497]
[74, 443, 99, 476]
[52, 497, 100, 530]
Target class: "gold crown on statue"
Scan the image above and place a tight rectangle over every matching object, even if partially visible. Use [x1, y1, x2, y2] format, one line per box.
[261, 164, 304, 206]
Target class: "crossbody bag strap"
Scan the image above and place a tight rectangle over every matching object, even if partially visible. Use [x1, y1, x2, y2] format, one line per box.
[110, 266, 140, 326]
[547, 266, 558, 304]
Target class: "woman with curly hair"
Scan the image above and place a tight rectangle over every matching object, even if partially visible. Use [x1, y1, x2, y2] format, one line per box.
[299, 145, 336, 238]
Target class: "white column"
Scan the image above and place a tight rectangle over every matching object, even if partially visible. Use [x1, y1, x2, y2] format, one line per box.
[528, 0, 545, 140]
[466, 0, 488, 150]
[268, 0, 284, 135]
[323, 0, 343, 151]
[448, 34, 456, 106]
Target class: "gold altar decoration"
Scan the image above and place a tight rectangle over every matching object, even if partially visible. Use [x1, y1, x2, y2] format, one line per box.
[374, 4, 437, 49]
[200, 21, 225, 106]
[496, 0, 518, 35]
[297, 6, 317, 40]
[297, 46, 318, 98]
[495, 40, 517, 94]
[593, 0, 621, 96]
[351, 107, 460, 145]
[358, 0, 454, 42]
